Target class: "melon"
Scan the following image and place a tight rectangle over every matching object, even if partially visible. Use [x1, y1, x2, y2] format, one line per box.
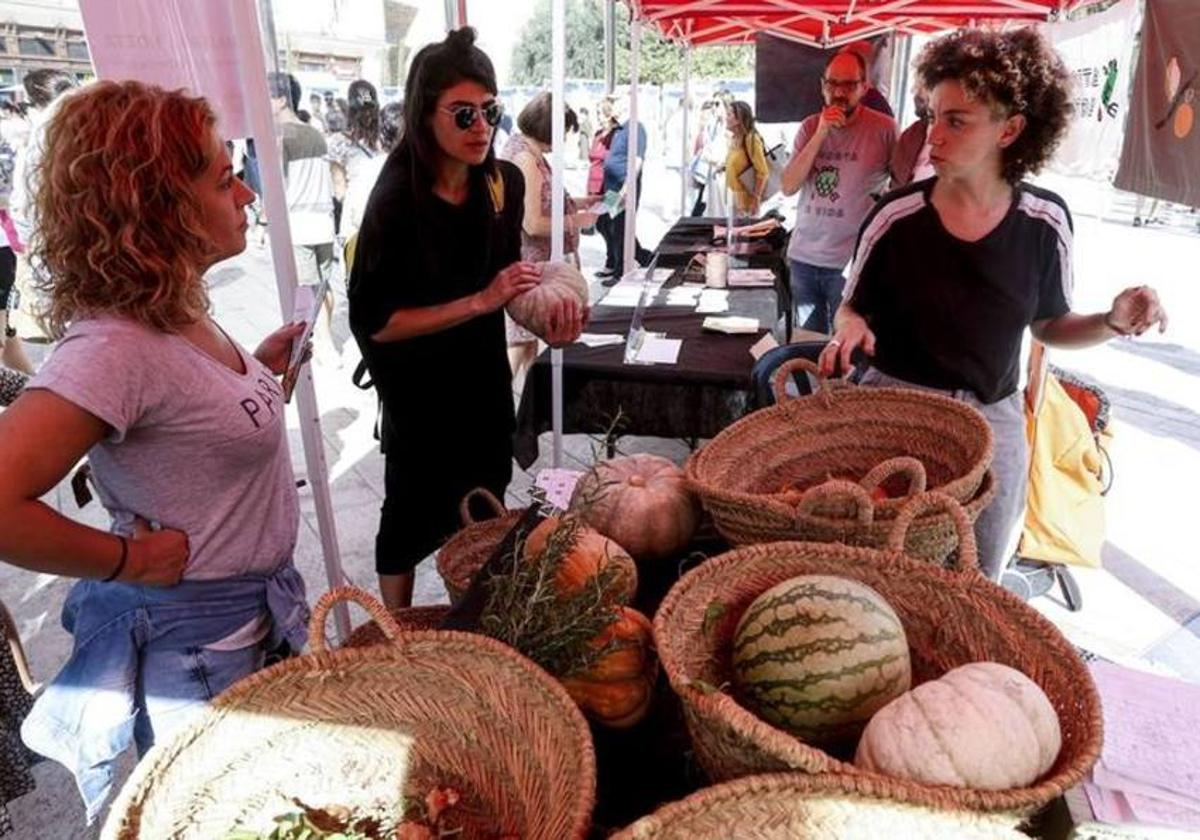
[731, 574, 911, 745]
[855, 662, 1062, 790]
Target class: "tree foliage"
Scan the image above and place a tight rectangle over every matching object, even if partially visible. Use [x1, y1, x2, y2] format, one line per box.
[510, 0, 754, 86]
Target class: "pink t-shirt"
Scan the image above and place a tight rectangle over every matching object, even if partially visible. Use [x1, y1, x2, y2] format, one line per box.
[787, 107, 897, 269]
[31, 316, 299, 581]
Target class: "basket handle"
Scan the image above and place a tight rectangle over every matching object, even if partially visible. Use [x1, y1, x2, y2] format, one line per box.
[885, 492, 979, 572]
[769, 357, 850, 405]
[794, 479, 875, 527]
[309, 586, 404, 653]
[860, 456, 928, 498]
[459, 487, 507, 526]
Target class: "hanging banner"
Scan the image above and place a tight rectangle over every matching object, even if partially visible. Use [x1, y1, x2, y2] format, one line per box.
[1114, 0, 1200, 206]
[1046, 0, 1139, 178]
[78, 0, 251, 137]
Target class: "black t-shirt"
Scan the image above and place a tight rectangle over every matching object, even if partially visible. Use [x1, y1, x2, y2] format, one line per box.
[347, 156, 524, 456]
[845, 178, 1072, 404]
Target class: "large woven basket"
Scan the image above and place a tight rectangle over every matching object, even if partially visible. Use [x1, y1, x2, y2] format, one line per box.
[614, 773, 1028, 839]
[103, 587, 595, 840]
[686, 359, 994, 551]
[653, 494, 1102, 816]
[343, 603, 451, 648]
[436, 487, 525, 605]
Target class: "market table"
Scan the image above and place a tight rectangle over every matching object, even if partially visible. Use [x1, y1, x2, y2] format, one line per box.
[513, 217, 792, 468]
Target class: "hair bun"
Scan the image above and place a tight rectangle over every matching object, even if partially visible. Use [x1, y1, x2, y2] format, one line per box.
[445, 26, 478, 51]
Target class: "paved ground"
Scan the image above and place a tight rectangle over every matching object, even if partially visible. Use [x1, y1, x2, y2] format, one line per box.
[3, 159, 1198, 837]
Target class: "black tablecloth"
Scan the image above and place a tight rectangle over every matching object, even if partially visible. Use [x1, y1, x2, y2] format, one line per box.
[513, 240, 786, 468]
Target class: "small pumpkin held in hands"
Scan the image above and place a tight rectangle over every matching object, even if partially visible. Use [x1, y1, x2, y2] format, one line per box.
[559, 605, 658, 729]
[855, 661, 1062, 790]
[505, 260, 588, 341]
[571, 454, 700, 562]
[523, 515, 637, 605]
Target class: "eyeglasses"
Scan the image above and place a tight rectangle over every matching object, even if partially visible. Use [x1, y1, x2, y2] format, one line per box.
[822, 78, 864, 92]
[440, 101, 504, 130]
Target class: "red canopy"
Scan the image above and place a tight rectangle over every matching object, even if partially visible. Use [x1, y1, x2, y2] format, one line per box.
[628, 0, 1103, 47]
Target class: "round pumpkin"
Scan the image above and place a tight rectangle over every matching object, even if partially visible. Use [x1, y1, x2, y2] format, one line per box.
[731, 574, 911, 745]
[505, 260, 588, 341]
[570, 454, 700, 562]
[559, 606, 658, 729]
[855, 662, 1062, 790]
[523, 515, 638, 605]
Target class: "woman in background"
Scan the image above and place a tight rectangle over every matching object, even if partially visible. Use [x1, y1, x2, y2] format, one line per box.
[723, 100, 768, 216]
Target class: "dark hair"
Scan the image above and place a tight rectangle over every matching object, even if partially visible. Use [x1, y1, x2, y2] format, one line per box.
[727, 100, 755, 136]
[24, 69, 74, 108]
[345, 79, 381, 150]
[266, 72, 302, 113]
[397, 27, 498, 190]
[379, 101, 404, 151]
[917, 27, 1072, 184]
[516, 91, 577, 146]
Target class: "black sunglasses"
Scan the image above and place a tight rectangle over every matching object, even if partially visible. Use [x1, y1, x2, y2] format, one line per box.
[440, 100, 504, 131]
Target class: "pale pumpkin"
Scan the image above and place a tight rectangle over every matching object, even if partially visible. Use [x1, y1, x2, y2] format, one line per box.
[505, 260, 589, 340]
[855, 662, 1062, 790]
[570, 454, 700, 561]
[559, 606, 658, 729]
[523, 515, 638, 604]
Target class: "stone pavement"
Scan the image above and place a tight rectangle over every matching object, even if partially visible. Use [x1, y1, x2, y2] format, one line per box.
[3, 163, 1199, 838]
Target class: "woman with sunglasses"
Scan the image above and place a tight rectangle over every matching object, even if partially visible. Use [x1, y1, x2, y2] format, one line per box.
[349, 28, 585, 610]
[820, 29, 1167, 580]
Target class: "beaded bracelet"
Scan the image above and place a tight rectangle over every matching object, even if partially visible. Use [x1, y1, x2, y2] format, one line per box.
[103, 535, 128, 582]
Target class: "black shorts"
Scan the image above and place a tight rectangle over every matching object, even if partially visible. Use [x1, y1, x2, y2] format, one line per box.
[0, 247, 15, 310]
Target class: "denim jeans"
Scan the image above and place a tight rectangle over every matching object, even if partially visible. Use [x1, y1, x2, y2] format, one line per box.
[789, 259, 846, 335]
[858, 367, 1027, 581]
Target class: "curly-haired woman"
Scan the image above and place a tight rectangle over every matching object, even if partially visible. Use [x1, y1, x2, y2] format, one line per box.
[820, 28, 1167, 580]
[0, 81, 310, 820]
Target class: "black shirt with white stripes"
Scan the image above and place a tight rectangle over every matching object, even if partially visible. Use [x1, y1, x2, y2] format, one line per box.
[845, 178, 1072, 404]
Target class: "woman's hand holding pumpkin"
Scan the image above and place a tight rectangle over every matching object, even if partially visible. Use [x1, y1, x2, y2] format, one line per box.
[542, 296, 586, 347]
[479, 262, 542, 313]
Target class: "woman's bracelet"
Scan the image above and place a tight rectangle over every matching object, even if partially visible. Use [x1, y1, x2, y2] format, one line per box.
[1104, 310, 1130, 337]
[102, 535, 128, 582]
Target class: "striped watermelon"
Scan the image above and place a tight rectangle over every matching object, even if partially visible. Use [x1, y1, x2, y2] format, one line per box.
[731, 574, 912, 745]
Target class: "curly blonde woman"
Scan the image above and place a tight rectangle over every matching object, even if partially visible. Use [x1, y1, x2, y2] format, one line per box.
[0, 80, 310, 822]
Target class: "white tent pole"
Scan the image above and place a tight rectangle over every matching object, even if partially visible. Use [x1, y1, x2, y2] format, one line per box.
[623, 15, 641, 275]
[244, 0, 349, 640]
[551, 0, 565, 468]
[680, 44, 691, 217]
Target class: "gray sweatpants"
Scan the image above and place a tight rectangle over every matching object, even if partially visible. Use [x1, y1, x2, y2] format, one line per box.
[858, 368, 1027, 581]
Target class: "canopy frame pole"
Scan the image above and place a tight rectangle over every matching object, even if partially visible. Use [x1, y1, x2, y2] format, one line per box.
[680, 44, 691, 217]
[248, 0, 349, 640]
[623, 15, 641, 277]
[550, 0, 566, 467]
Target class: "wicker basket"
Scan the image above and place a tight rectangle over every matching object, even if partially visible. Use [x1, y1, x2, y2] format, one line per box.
[436, 488, 525, 604]
[686, 359, 994, 552]
[653, 494, 1102, 816]
[613, 773, 1028, 839]
[102, 587, 595, 840]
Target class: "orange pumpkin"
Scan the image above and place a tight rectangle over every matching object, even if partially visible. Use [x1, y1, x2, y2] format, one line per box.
[570, 454, 700, 562]
[559, 606, 658, 729]
[523, 515, 637, 604]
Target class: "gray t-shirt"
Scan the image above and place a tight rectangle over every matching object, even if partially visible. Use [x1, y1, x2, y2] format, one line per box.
[281, 121, 335, 246]
[787, 107, 897, 269]
[30, 316, 299, 581]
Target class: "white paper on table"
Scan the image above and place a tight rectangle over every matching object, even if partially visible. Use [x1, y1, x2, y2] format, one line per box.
[665, 286, 702, 306]
[625, 267, 673, 284]
[727, 268, 776, 287]
[749, 332, 780, 360]
[701, 316, 760, 334]
[696, 289, 730, 314]
[634, 335, 682, 365]
[576, 333, 626, 348]
[599, 287, 647, 307]
[1089, 661, 1200, 805]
